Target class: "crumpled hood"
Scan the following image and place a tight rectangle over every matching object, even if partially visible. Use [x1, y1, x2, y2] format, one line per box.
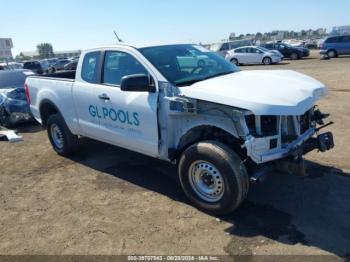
[179, 70, 327, 115]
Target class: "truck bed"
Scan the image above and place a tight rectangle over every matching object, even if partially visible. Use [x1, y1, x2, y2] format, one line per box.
[30, 70, 76, 81]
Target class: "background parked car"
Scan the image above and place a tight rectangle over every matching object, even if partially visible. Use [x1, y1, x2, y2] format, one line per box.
[209, 40, 254, 57]
[63, 61, 78, 71]
[43, 58, 59, 67]
[23, 61, 47, 74]
[48, 59, 71, 73]
[0, 70, 35, 127]
[0, 62, 23, 70]
[261, 42, 310, 60]
[226, 46, 283, 65]
[320, 35, 350, 58]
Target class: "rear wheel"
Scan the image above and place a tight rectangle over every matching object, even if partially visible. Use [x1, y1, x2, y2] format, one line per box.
[263, 57, 272, 65]
[47, 114, 78, 156]
[178, 141, 249, 215]
[230, 58, 239, 66]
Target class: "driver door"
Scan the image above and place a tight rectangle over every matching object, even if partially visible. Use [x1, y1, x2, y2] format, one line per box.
[92, 50, 159, 157]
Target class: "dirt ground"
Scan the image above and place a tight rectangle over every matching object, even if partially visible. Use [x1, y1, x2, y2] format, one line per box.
[0, 51, 349, 259]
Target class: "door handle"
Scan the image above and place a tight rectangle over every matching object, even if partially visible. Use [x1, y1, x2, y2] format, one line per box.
[98, 93, 110, 100]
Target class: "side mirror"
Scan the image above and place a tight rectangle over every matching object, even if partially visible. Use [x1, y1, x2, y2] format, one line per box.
[120, 74, 155, 92]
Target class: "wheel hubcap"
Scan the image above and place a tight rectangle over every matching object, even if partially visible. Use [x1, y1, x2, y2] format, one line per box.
[50, 124, 64, 149]
[188, 161, 224, 202]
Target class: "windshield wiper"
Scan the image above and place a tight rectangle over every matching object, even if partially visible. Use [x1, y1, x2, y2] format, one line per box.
[176, 71, 235, 87]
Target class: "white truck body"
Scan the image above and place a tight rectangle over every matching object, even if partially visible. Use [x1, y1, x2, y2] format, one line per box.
[25, 44, 334, 214]
[26, 44, 331, 162]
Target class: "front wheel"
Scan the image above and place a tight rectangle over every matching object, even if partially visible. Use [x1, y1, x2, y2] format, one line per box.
[47, 114, 79, 156]
[327, 50, 337, 58]
[178, 141, 249, 215]
[230, 58, 239, 66]
[290, 52, 299, 60]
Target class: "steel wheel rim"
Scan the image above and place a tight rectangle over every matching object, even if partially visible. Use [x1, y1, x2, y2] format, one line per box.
[50, 124, 64, 149]
[188, 160, 224, 202]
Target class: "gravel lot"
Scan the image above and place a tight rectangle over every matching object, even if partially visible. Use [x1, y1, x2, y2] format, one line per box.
[0, 51, 349, 259]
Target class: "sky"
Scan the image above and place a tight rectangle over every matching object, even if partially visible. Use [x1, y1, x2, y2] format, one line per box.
[1, 0, 350, 56]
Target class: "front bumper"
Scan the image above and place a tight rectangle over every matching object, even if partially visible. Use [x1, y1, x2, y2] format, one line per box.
[272, 56, 283, 63]
[248, 131, 334, 183]
[244, 129, 334, 164]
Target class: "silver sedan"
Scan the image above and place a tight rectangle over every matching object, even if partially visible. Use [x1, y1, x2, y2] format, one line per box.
[225, 46, 283, 65]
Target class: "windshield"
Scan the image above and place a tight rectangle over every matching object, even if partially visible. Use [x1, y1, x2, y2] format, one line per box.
[139, 44, 239, 87]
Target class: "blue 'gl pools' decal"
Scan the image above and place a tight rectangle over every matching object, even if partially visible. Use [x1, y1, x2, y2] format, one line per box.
[89, 105, 140, 126]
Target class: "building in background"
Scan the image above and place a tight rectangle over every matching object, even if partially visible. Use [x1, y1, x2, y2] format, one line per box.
[0, 38, 13, 60]
[331, 26, 350, 36]
[20, 50, 81, 59]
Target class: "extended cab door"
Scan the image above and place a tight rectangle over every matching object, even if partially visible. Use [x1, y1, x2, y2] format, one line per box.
[73, 51, 103, 137]
[91, 49, 159, 157]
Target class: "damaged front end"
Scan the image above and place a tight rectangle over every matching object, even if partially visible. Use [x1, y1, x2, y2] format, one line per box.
[0, 88, 33, 128]
[243, 106, 334, 181]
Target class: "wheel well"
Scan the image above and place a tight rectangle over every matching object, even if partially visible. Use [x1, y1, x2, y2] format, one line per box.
[175, 125, 246, 160]
[39, 100, 59, 127]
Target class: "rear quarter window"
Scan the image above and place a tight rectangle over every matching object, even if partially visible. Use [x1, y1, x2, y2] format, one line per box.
[81, 52, 101, 83]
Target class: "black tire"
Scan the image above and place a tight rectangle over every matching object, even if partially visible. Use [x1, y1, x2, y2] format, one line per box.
[327, 49, 337, 58]
[178, 141, 249, 215]
[263, 57, 272, 65]
[290, 52, 299, 60]
[0, 107, 12, 128]
[230, 58, 239, 66]
[46, 113, 78, 156]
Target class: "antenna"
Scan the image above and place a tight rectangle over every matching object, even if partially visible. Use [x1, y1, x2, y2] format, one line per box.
[113, 31, 123, 43]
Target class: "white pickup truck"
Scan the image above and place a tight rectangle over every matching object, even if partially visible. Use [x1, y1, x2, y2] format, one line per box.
[25, 44, 334, 215]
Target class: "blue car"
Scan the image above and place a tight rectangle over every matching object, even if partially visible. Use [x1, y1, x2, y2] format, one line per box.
[0, 70, 35, 127]
[320, 35, 350, 58]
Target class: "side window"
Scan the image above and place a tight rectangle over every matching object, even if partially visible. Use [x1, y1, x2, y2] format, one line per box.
[235, 48, 242, 53]
[343, 36, 350, 43]
[248, 48, 258, 53]
[326, 37, 339, 43]
[102, 51, 148, 86]
[81, 51, 101, 83]
[220, 43, 229, 51]
[277, 44, 285, 50]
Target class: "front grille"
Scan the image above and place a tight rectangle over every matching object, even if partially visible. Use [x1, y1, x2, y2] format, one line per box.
[300, 111, 311, 134]
[261, 116, 278, 136]
[281, 110, 312, 144]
